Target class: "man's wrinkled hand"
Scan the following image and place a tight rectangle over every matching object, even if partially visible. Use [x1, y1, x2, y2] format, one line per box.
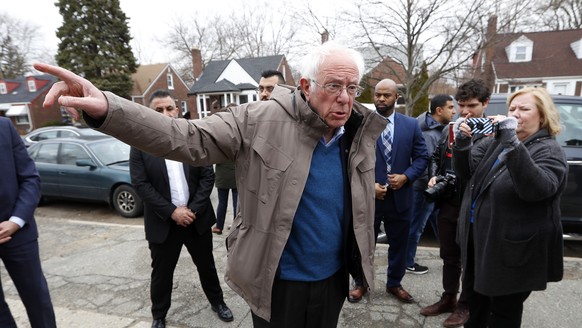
[33, 63, 109, 121]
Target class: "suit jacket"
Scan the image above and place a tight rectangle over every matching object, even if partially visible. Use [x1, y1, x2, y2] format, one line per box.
[375, 112, 429, 213]
[129, 147, 216, 244]
[0, 117, 41, 247]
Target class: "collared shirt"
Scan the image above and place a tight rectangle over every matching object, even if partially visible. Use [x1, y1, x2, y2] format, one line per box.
[165, 159, 190, 207]
[321, 126, 345, 147]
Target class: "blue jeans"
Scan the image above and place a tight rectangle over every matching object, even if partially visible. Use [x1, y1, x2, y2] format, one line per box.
[406, 187, 438, 268]
[216, 188, 237, 230]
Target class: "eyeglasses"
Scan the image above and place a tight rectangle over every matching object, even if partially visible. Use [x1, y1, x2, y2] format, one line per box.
[311, 80, 363, 97]
[257, 86, 274, 93]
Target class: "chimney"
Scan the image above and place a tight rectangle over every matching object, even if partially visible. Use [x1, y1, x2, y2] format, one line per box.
[484, 15, 497, 91]
[321, 30, 329, 44]
[191, 47, 203, 80]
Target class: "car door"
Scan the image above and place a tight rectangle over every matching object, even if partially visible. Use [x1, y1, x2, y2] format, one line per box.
[57, 142, 107, 201]
[555, 100, 582, 225]
[31, 142, 60, 196]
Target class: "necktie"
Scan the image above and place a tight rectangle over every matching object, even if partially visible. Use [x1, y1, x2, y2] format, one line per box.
[382, 119, 392, 174]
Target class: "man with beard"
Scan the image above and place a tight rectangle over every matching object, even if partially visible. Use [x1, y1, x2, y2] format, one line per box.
[258, 70, 286, 101]
[349, 79, 428, 304]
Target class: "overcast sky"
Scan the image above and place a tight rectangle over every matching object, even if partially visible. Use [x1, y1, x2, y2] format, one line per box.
[3, 0, 346, 66]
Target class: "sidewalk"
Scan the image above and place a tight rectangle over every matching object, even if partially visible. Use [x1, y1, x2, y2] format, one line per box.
[4, 216, 582, 328]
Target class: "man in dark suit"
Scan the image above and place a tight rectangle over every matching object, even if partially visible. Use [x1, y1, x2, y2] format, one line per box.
[373, 79, 428, 303]
[130, 90, 233, 328]
[0, 117, 56, 327]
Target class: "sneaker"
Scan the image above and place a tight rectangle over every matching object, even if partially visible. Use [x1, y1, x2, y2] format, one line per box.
[406, 263, 429, 275]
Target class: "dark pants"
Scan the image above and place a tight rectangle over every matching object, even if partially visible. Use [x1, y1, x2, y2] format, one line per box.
[149, 225, 223, 319]
[438, 202, 472, 306]
[216, 188, 238, 230]
[0, 239, 56, 328]
[465, 290, 531, 328]
[251, 269, 346, 328]
[374, 195, 411, 288]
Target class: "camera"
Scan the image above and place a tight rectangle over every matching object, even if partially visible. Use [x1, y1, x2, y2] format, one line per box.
[466, 117, 496, 135]
[424, 171, 457, 202]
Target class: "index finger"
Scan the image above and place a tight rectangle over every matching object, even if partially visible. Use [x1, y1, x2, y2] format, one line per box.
[34, 63, 80, 105]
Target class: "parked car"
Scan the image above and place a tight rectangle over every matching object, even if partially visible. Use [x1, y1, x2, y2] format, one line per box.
[22, 125, 105, 147]
[487, 93, 582, 241]
[27, 135, 143, 218]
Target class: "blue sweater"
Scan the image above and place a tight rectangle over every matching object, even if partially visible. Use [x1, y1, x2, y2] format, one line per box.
[278, 139, 344, 281]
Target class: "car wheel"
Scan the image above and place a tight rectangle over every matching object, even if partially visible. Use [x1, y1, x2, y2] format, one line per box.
[112, 185, 143, 218]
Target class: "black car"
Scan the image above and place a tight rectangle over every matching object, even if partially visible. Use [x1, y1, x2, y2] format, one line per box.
[487, 94, 582, 241]
[27, 135, 143, 218]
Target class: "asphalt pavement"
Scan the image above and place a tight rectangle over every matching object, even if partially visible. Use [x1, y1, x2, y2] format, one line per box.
[3, 210, 582, 328]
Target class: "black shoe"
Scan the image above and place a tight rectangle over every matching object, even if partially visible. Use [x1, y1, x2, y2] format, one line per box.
[212, 303, 234, 322]
[406, 263, 429, 275]
[151, 318, 166, 328]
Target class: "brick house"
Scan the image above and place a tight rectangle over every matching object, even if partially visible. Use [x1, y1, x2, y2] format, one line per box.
[472, 16, 582, 95]
[0, 75, 63, 135]
[130, 63, 196, 118]
[188, 49, 295, 118]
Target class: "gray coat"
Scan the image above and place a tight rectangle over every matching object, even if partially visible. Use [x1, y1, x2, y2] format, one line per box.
[453, 128, 567, 296]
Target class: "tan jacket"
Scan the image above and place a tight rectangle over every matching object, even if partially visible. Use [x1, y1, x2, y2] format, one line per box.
[93, 86, 386, 321]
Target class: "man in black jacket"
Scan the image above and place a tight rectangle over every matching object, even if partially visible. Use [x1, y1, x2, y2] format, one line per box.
[419, 80, 490, 328]
[130, 90, 233, 328]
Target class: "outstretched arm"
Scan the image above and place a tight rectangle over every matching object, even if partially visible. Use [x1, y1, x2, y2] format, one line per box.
[33, 63, 109, 121]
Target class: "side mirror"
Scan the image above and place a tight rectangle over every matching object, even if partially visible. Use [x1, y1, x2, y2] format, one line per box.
[76, 159, 97, 169]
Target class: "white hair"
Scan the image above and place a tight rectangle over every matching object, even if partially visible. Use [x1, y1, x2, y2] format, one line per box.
[300, 41, 366, 83]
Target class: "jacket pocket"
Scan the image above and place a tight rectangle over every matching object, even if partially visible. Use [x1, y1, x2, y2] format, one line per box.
[247, 136, 292, 203]
[502, 232, 542, 268]
[356, 155, 375, 173]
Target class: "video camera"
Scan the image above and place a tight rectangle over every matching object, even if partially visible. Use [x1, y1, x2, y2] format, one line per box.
[424, 171, 457, 203]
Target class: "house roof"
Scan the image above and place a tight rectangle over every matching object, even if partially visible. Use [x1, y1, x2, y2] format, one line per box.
[130, 63, 168, 96]
[490, 29, 582, 80]
[0, 74, 58, 104]
[189, 55, 284, 94]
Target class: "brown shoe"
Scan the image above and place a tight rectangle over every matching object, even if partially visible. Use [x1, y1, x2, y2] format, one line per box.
[420, 293, 457, 316]
[348, 285, 367, 303]
[386, 286, 415, 303]
[443, 305, 469, 328]
[212, 227, 222, 234]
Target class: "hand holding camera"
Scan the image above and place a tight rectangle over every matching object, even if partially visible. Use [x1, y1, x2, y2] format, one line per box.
[424, 171, 457, 202]
[495, 116, 519, 147]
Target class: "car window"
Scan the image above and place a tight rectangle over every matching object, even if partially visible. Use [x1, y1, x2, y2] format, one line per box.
[88, 139, 130, 165]
[31, 131, 58, 142]
[60, 131, 79, 138]
[59, 143, 92, 165]
[34, 143, 59, 163]
[556, 102, 582, 147]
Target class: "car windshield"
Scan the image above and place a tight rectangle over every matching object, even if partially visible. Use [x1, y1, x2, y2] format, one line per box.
[88, 138, 131, 165]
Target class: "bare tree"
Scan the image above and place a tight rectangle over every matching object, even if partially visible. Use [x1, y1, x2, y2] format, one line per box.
[536, 0, 582, 30]
[162, 3, 302, 85]
[344, 0, 536, 115]
[0, 13, 39, 77]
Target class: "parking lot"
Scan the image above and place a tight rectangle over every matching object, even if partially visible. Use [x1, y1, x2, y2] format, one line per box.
[2, 195, 582, 327]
